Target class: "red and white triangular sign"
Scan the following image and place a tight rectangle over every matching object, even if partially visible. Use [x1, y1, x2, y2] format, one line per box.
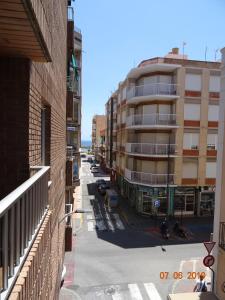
[204, 241, 216, 254]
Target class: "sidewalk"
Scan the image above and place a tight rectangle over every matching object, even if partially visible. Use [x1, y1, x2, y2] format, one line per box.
[118, 195, 214, 242]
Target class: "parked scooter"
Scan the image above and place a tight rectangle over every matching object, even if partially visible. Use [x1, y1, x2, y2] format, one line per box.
[173, 222, 188, 238]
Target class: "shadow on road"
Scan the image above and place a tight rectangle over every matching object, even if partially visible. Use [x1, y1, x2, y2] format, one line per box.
[86, 182, 214, 249]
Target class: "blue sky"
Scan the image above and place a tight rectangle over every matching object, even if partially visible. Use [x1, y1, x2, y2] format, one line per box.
[73, 0, 225, 140]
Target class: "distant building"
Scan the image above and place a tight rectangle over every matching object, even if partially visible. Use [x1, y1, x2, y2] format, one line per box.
[92, 115, 106, 159]
[105, 48, 220, 217]
[213, 47, 225, 300]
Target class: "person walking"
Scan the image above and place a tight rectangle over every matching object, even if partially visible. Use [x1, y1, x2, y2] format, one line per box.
[193, 274, 207, 292]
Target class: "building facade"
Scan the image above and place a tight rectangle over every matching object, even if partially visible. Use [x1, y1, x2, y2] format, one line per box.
[106, 48, 220, 217]
[66, 8, 82, 204]
[92, 115, 106, 159]
[213, 47, 225, 300]
[0, 1, 69, 299]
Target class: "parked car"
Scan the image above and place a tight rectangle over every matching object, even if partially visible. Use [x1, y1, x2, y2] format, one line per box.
[105, 189, 119, 208]
[90, 163, 97, 169]
[91, 167, 99, 173]
[98, 184, 107, 195]
[96, 179, 106, 187]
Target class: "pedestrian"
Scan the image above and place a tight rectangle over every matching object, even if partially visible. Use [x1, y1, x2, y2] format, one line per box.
[193, 274, 207, 292]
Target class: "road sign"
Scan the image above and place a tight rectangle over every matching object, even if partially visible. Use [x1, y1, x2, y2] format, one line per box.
[204, 241, 216, 254]
[154, 200, 160, 208]
[203, 255, 215, 267]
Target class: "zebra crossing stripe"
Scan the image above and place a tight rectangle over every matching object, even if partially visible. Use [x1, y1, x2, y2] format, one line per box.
[144, 283, 161, 300]
[113, 214, 125, 230]
[112, 292, 123, 300]
[87, 214, 93, 220]
[87, 222, 94, 231]
[128, 283, 143, 300]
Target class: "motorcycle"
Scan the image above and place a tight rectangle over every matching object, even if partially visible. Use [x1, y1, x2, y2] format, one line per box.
[173, 222, 188, 238]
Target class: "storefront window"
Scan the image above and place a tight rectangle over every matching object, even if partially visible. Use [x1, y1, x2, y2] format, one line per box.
[200, 192, 214, 216]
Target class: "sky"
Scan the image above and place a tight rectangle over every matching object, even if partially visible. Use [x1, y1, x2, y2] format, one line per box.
[72, 0, 225, 141]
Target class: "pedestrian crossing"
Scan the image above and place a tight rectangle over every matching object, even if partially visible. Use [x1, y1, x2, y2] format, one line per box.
[86, 213, 125, 232]
[78, 282, 162, 299]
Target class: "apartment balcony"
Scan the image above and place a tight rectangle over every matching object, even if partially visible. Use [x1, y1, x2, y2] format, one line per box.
[125, 143, 177, 157]
[113, 142, 117, 150]
[0, 166, 49, 299]
[126, 114, 178, 129]
[126, 83, 179, 104]
[0, 1, 52, 62]
[66, 159, 78, 187]
[67, 73, 77, 93]
[125, 168, 174, 186]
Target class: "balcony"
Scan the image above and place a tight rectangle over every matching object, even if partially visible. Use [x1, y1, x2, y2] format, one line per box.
[126, 114, 178, 129]
[219, 222, 225, 251]
[126, 83, 179, 104]
[125, 143, 176, 157]
[0, 1, 51, 62]
[125, 168, 174, 186]
[67, 73, 77, 93]
[0, 166, 49, 299]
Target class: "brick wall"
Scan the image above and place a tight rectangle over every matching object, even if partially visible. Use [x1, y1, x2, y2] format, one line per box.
[0, 0, 68, 299]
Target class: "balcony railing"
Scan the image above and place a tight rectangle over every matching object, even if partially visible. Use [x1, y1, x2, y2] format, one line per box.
[125, 168, 174, 185]
[0, 166, 50, 299]
[66, 146, 78, 158]
[67, 74, 77, 93]
[125, 143, 176, 155]
[126, 114, 177, 127]
[219, 222, 225, 251]
[127, 83, 178, 99]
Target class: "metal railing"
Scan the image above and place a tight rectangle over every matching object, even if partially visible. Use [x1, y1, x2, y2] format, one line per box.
[125, 143, 176, 155]
[74, 26, 81, 34]
[125, 168, 174, 185]
[66, 147, 78, 158]
[126, 83, 178, 99]
[126, 113, 177, 127]
[67, 74, 77, 93]
[0, 166, 50, 299]
[219, 222, 225, 251]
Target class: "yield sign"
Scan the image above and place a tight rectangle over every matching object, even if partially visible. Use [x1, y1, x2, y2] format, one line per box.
[204, 241, 216, 254]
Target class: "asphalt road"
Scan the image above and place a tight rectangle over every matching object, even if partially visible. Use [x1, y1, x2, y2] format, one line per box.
[59, 159, 211, 300]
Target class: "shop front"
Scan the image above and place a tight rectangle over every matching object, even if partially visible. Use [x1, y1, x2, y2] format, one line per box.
[174, 187, 196, 217]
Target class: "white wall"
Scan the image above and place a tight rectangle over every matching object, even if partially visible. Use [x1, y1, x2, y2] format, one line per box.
[185, 73, 202, 91]
[182, 161, 198, 178]
[208, 105, 219, 121]
[183, 133, 199, 149]
[184, 103, 200, 120]
[206, 161, 217, 178]
[209, 76, 221, 92]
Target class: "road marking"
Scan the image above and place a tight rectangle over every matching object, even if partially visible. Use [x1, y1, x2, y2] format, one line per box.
[87, 214, 93, 220]
[113, 214, 125, 230]
[128, 284, 143, 300]
[179, 260, 185, 272]
[96, 220, 107, 231]
[87, 222, 94, 231]
[144, 283, 161, 300]
[112, 292, 123, 300]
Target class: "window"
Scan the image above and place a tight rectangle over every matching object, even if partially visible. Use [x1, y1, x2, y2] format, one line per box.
[206, 161, 216, 178]
[208, 105, 219, 121]
[185, 73, 201, 91]
[207, 133, 218, 150]
[183, 133, 199, 149]
[209, 76, 220, 92]
[41, 106, 50, 166]
[182, 160, 198, 178]
[184, 103, 200, 120]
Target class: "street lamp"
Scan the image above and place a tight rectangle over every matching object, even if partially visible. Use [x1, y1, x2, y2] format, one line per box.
[58, 209, 91, 224]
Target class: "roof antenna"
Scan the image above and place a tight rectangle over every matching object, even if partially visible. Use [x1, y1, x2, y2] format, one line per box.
[214, 48, 220, 61]
[205, 46, 208, 61]
[182, 42, 186, 60]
